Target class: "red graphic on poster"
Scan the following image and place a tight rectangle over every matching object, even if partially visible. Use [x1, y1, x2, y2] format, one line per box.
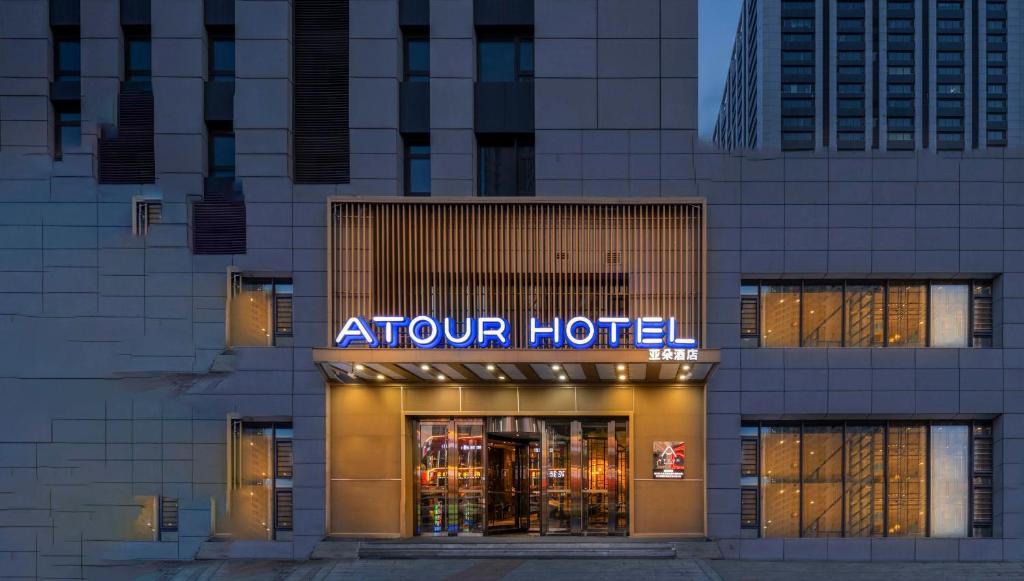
[653, 441, 686, 479]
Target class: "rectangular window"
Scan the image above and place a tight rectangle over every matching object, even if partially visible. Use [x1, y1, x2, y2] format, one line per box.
[125, 34, 151, 83]
[404, 139, 431, 196]
[743, 281, 990, 348]
[209, 35, 235, 82]
[208, 126, 235, 179]
[228, 420, 293, 539]
[930, 284, 969, 347]
[802, 284, 842, 347]
[886, 282, 926, 347]
[228, 275, 294, 347]
[55, 104, 81, 160]
[759, 284, 801, 347]
[478, 35, 533, 82]
[404, 35, 429, 82]
[159, 497, 179, 533]
[749, 421, 990, 539]
[54, 36, 81, 82]
[478, 135, 534, 197]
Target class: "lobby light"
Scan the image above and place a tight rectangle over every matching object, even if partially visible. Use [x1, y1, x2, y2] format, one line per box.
[376, 374, 385, 381]
[616, 364, 626, 371]
[437, 374, 446, 381]
[558, 374, 567, 381]
[486, 364, 496, 371]
[420, 364, 430, 371]
[551, 364, 561, 371]
[618, 374, 627, 381]
[354, 364, 365, 371]
[498, 375, 506, 381]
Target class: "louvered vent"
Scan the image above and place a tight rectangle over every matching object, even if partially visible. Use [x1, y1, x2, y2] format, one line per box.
[972, 283, 993, 347]
[741, 295, 759, 344]
[740, 436, 758, 477]
[274, 489, 293, 530]
[972, 423, 993, 537]
[275, 439, 294, 479]
[190, 198, 246, 254]
[740, 487, 759, 529]
[294, 0, 349, 183]
[132, 197, 162, 236]
[274, 294, 294, 337]
[159, 497, 179, 531]
[98, 87, 155, 184]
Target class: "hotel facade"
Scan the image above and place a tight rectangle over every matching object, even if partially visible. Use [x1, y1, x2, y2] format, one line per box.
[0, 0, 1021, 573]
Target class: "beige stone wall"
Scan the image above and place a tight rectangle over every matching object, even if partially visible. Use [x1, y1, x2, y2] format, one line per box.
[328, 383, 705, 537]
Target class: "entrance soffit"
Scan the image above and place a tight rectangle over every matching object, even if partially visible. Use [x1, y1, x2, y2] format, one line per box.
[312, 348, 719, 386]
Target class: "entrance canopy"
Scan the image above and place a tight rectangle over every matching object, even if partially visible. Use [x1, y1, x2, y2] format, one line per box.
[312, 347, 719, 386]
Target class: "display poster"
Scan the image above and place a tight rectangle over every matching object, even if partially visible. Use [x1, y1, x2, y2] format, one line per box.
[653, 441, 686, 479]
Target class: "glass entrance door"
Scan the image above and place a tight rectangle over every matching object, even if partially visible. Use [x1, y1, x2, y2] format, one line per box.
[415, 417, 628, 536]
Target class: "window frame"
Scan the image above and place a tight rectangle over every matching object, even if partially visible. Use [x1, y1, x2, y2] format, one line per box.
[477, 134, 535, 197]
[208, 124, 236, 180]
[124, 30, 152, 83]
[228, 274, 294, 347]
[742, 419, 993, 539]
[476, 34, 534, 83]
[208, 30, 235, 82]
[742, 279, 992, 348]
[54, 102, 81, 160]
[53, 31, 81, 82]
[403, 33, 430, 82]
[404, 136, 431, 197]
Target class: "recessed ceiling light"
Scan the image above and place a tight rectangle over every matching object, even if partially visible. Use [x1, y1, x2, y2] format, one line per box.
[437, 374, 446, 381]
[618, 374, 627, 381]
[354, 364, 365, 371]
[376, 374, 385, 380]
[486, 364, 496, 371]
[498, 375, 506, 380]
[616, 364, 626, 371]
[558, 374, 567, 381]
[420, 364, 430, 371]
[551, 364, 561, 371]
[682, 364, 691, 371]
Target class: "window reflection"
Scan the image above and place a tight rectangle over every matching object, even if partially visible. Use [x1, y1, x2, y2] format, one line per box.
[886, 283, 927, 347]
[930, 425, 969, 537]
[931, 284, 969, 347]
[801, 426, 843, 537]
[761, 426, 801, 538]
[844, 284, 884, 347]
[802, 285, 842, 347]
[760, 285, 800, 347]
[887, 424, 927, 536]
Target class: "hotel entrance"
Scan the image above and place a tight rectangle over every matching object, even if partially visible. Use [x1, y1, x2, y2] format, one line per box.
[413, 417, 629, 536]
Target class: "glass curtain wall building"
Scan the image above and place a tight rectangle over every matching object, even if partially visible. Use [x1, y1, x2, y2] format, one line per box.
[713, 0, 1021, 151]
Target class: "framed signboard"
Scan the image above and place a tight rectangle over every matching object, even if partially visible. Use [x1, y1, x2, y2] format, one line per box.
[653, 441, 686, 479]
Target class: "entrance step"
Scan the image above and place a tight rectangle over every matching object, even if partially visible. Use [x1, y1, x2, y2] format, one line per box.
[353, 540, 677, 560]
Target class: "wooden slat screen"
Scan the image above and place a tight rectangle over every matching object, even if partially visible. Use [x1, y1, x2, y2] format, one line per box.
[330, 201, 705, 349]
[294, 0, 349, 183]
[98, 87, 155, 184]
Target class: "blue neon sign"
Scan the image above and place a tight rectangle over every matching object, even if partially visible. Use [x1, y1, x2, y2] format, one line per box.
[335, 316, 697, 350]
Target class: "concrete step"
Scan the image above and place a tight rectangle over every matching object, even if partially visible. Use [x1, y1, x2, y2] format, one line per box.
[354, 541, 677, 560]
[195, 540, 294, 560]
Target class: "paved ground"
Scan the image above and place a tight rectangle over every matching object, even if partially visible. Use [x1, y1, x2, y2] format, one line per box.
[86, 558, 1024, 581]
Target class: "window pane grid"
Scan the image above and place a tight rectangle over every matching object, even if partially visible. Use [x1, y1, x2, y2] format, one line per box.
[749, 421, 987, 539]
[744, 280, 990, 348]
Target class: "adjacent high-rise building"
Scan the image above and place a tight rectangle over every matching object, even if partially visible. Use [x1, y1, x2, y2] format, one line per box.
[714, 0, 1019, 151]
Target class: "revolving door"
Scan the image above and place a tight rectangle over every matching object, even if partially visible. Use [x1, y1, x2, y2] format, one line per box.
[414, 417, 629, 536]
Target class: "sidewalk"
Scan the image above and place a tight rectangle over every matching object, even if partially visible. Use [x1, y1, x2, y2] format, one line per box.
[87, 558, 1024, 581]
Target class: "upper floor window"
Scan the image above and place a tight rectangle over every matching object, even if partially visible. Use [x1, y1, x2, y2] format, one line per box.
[405, 138, 431, 196]
[55, 104, 81, 159]
[125, 34, 151, 83]
[404, 36, 429, 82]
[740, 280, 992, 349]
[209, 34, 235, 82]
[228, 275, 293, 347]
[478, 35, 533, 82]
[54, 36, 81, 82]
[479, 135, 534, 197]
[209, 126, 236, 179]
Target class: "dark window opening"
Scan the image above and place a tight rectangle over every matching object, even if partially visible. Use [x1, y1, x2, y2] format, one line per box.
[54, 35, 81, 82]
[478, 35, 534, 82]
[209, 33, 235, 82]
[404, 138, 431, 196]
[404, 35, 429, 82]
[55, 103, 81, 159]
[478, 135, 534, 197]
[125, 32, 152, 83]
[208, 125, 235, 179]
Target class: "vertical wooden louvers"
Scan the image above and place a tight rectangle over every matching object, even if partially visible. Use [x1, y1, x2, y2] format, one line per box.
[330, 201, 706, 348]
[98, 87, 155, 183]
[294, 0, 349, 183]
